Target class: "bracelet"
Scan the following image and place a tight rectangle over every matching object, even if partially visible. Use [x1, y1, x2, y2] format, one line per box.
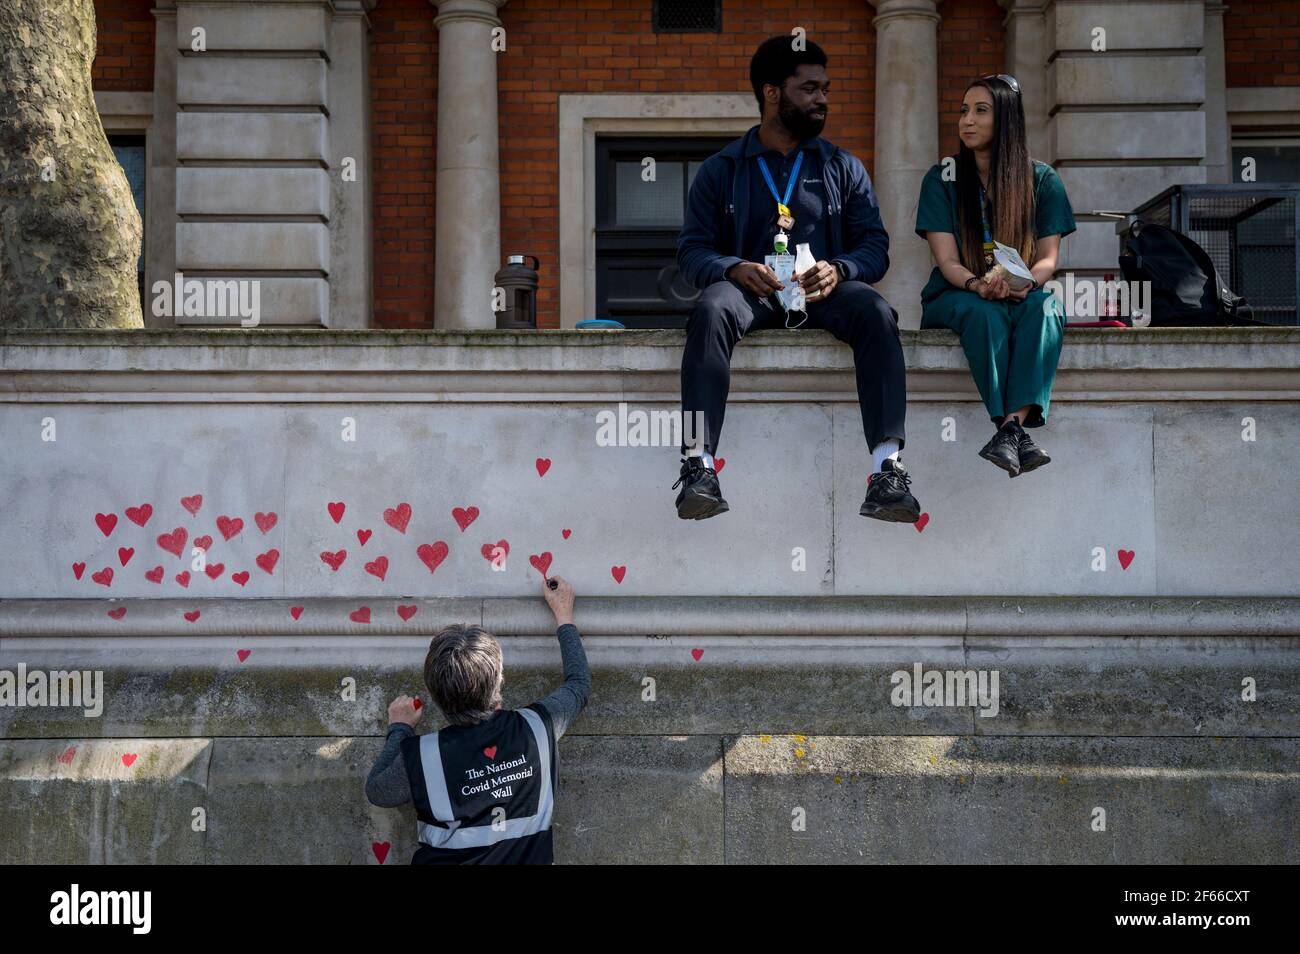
[964, 276, 980, 291]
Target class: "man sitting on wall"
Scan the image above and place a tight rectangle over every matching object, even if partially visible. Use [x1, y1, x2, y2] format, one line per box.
[365, 576, 589, 864]
[673, 34, 922, 525]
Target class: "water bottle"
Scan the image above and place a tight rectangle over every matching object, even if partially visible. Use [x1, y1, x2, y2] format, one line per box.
[791, 243, 816, 311]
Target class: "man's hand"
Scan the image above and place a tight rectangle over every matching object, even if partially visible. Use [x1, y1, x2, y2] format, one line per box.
[388, 694, 423, 728]
[726, 261, 785, 298]
[543, 574, 576, 627]
[796, 260, 840, 302]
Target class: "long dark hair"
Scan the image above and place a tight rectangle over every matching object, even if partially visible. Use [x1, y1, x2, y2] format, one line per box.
[955, 77, 1035, 277]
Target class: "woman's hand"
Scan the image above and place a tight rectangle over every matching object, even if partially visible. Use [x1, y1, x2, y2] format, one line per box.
[388, 694, 423, 728]
[976, 274, 1012, 300]
[1006, 282, 1031, 302]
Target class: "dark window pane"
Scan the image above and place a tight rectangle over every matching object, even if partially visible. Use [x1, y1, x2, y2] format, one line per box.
[616, 160, 684, 227]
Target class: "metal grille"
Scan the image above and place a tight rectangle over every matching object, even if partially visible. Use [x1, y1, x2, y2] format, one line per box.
[653, 0, 720, 32]
[1131, 185, 1299, 326]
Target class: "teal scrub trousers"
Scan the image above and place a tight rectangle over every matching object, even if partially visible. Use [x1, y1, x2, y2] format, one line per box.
[920, 287, 1065, 428]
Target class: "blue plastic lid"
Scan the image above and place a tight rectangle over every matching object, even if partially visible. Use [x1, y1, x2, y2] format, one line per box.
[576, 319, 626, 330]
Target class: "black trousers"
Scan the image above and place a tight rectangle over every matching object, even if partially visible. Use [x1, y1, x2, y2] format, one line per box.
[679, 279, 908, 456]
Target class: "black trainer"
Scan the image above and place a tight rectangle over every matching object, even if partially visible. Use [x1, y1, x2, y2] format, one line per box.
[672, 456, 729, 520]
[1014, 426, 1051, 477]
[859, 458, 921, 523]
[979, 419, 1022, 477]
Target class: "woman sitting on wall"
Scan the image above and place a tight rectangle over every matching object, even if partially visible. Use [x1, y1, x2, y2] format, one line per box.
[915, 74, 1077, 477]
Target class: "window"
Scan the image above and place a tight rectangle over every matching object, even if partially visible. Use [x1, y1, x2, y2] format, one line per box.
[595, 136, 730, 329]
[653, 0, 720, 33]
[109, 134, 147, 310]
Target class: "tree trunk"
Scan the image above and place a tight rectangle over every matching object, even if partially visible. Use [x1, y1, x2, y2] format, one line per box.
[0, 0, 143, 329]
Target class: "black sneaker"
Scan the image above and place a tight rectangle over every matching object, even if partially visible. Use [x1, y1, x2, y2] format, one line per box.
[979, 419, 1022, 477]
[672, 456, 729, 520]
[1014, 427, 1051, 477]
[859, 458, 921, 523]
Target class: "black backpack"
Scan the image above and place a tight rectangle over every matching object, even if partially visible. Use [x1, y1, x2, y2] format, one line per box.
[1119, 220, 1253, 325]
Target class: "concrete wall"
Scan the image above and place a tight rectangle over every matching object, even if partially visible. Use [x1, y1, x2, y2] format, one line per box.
[1, 328, 1298, 862]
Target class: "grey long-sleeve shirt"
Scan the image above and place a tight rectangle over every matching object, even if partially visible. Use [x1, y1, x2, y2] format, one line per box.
[365, 623, 590, 807]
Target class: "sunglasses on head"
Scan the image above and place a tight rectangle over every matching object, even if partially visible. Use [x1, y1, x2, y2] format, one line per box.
[982, 73, 1021, 95]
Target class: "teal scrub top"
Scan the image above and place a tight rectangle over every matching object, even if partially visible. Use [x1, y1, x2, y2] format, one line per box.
[914, 159, 1076, 304]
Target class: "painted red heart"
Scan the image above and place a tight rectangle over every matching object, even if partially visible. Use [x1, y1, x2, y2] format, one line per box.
[158, 527, 188, 558]
[125, 503, 153, 527]
[365, 556, 389, 581]
[372, 841, 390, 864]
[413, 698, 422, 710]
[1118, 549, 1135, 570]
[204, 562, 226, 580]
[383, 502, 412, 534]
[255, 549, 279, 575]
[290, 606, 304, 620]
[184, 610, 200, 623]
[350, 606, 371, 624]
[193, 535, 213, 553]
[216, 515, 244, 541]
[107, 607, 127, 620]
[691, 648, 704, 662]
[118, 547, 134, 566]
[417, 542, 449, 575]
[611, 565, 627, 584]
[480, 540, 509, 562]
[484, 746, 498, 760]
[397, 604, 418, 621]
[91, 567, 113, 587]
[535, 458, 551, 477]
[357, 528, 372, 546]
[915, 512, 930, 533]
[254, 511, 277, 534]
[237, 649, 251, 662]
[121, 753, 138, 768]
[452, 506, 480, 532]
[181, 494, 203, 516]
[58, 746, 76, 764]
[561, 529, 571, 540]
[175, 571, 191, 588]
[231, 570, 250, 587]
[320, 549, 347, 571]
[714, 457, 726, 473]
[95, 512, 117, 537]
[529, 552, 553, 577]
[145, 565, 164, 584]
[328, 501, 346, 524]
[72, 562, 86, 580]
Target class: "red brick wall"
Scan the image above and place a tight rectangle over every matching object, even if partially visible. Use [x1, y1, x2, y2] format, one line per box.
[369, 0, 439, 328]
[91, 0, 155, 91]
[936, 0, 1005, 160]
[1224, 0, 1300, 87]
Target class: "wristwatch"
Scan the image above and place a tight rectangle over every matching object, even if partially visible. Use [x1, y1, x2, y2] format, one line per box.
[832, 260, 849, 282]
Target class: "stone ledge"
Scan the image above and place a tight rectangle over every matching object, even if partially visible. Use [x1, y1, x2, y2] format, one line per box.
[3, 596, 1299, 638]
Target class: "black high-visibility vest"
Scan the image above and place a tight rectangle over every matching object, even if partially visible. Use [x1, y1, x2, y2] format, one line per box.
[401, 704, 558, 864]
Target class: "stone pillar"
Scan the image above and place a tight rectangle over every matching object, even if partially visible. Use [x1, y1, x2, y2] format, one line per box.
[1046, 0, 1208, 281]
[1203, 1, 1231, 184]
[868, 0, 941, 330]
[431, 0, 508, 329]
[1000, 0, 1050, 159]
[148, 1, 180, 330]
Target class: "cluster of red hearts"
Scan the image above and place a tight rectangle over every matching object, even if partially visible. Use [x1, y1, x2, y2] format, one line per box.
[73, 495, 279, 593]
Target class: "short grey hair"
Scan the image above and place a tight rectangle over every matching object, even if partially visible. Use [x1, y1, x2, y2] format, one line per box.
[423, 624, 504, 726]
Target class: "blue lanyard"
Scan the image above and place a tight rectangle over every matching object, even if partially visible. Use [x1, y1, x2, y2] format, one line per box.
[757, 150, 804, 211]
[978, 184, 994, 248]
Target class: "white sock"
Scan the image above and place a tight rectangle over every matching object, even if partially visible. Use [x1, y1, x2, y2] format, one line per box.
[871, 439, 900, 474]
[687, 449, 716, 471]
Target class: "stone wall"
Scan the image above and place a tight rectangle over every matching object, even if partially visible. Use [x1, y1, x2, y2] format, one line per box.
[1, 328, 1297, 862]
